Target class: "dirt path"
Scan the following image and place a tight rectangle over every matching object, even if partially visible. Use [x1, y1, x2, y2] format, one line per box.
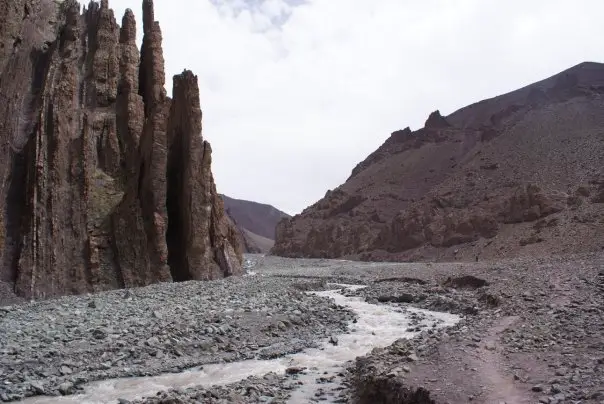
[317, 253, 604, 404]
[379, 313, 535, 404]
[474, 315, 532, 404]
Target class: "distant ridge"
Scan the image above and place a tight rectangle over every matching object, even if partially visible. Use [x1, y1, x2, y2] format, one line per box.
[221, 195, 290, 253]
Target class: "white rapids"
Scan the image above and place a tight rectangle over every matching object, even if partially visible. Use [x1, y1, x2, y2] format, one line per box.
[20, 284, 461, 404]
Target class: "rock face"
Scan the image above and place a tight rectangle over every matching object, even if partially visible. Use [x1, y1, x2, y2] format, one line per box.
[221, 194, 290, 253]
[272, 62, 604, 262]
[0, 0, 242, 299]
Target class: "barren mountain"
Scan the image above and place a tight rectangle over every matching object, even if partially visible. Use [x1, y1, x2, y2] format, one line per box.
[272, 62, 604, 262]
[0, 0, 242, 300]
[221, 194, 290, 253]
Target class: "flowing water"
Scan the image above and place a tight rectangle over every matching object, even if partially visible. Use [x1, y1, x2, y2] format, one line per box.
[20, 284, 461, 404]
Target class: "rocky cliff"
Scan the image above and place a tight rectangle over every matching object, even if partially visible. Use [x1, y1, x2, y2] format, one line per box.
[272, 62, 604, 262]
[0, 0, 242, 299]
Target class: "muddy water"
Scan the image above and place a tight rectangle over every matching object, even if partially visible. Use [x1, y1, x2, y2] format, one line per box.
[21, 284, 461, 404]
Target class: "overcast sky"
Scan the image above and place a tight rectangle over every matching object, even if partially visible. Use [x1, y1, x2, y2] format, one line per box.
[108, 0, 603, 215]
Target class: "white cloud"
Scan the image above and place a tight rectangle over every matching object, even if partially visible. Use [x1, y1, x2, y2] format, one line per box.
[107, 0, 604, 215]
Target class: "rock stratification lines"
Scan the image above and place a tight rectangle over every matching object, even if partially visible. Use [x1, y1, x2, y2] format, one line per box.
[0, 0, 242, 299]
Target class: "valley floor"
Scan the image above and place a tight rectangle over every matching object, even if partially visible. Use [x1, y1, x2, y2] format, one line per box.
[1, 253, 603, 403]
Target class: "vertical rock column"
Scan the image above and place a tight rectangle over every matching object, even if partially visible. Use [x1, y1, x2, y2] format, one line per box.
[116, 8, 144, 179]
[107, 8, 147, 288]
[0, 0, 61, 285]
[15, 1, 90, 298]
[82, 0, 123, 291]
[112, 0, 242, 285]
[111, 0, 172, 286]
[137, 0, 171, 282]
[1, 0, 242, 298]
[167, 71, 242, 280]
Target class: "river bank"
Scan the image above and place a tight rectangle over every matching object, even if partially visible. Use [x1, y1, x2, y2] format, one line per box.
[2, 253, 604, 403]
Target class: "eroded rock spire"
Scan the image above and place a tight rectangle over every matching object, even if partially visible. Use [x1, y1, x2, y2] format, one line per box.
[0, 0, 242, 299]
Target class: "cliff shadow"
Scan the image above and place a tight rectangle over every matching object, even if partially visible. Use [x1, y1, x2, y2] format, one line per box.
[165, 129, 192, 282]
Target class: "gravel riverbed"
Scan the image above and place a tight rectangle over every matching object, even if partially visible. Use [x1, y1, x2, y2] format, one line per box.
[2, 253, 604, 403]
[0, 260, 353, 402]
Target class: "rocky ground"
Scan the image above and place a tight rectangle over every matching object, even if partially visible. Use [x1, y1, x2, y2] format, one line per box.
[0, 259, 354, 402]
[343, 253, 604, 404]
[2, 253, 604, 403]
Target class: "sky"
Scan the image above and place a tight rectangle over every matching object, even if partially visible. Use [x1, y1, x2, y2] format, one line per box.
[106, 0, 603, 215]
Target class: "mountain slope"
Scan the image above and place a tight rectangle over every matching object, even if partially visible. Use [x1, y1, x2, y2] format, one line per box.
[221, 194, 290, 253]
[272, 62, 604, 261]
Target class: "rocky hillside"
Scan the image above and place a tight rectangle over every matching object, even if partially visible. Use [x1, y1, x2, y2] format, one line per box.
[221, 194, 290, 253]
[272, 62, 604, 262]
[0, 0, 242, 300]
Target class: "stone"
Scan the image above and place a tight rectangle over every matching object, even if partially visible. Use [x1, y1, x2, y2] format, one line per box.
[58, 382, 73, 395]
[29, 381, 45, 394]
[0, 0, 242, 299]
[285, 366, 306, 375]
[395, 293, 415, 303]
[377, 294, 415, 303]
[444, 275, 489, 290]
[550, 384, 562, 394]
[59, 366, 72, 375]
[92, 328, 108, 340]
[146, 336, 160, 346]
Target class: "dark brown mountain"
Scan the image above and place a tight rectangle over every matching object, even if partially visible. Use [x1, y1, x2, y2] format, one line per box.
[0, 0, 242, 300]
[272, 62, 604, 262]
[221, 194, 290, 253]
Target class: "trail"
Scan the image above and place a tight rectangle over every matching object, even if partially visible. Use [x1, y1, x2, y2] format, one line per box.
[473, 316, 532, 404]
